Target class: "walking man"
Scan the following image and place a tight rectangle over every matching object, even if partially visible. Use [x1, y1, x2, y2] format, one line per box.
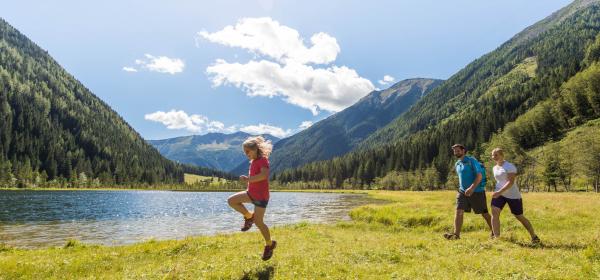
[444, 144, 493, 239]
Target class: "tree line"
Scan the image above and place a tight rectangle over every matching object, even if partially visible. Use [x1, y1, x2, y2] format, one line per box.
[274, 6, 600, 192]
[0, 18, 234, 188]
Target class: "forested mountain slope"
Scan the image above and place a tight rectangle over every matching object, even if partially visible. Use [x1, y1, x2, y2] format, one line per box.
[0, 18, 231, 187]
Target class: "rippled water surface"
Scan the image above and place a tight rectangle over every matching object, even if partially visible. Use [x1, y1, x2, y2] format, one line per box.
[0, 190, 375, 248]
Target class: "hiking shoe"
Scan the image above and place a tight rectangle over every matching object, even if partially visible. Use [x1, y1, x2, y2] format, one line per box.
[443, 233, 460, 240]
[241, 215, 254, 232]
[531, 235, 541, 244]
[262, 240, 277, 261]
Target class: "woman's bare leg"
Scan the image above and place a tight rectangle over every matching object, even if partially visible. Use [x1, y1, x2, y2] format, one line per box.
[491, 206, 502, 237]
[514, 214, 536, 238]
[253, 206, 272, 246]
[227, 191, 253, 219]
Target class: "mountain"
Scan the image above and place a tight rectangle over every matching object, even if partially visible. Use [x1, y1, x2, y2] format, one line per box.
[360, 0, 600, 148]
[481, 60, 600, 192]
[268, 78, 443, 173]
[148, 132, 280, 172]
[275, 0, 600, 188]
[0, 18, 230, 187]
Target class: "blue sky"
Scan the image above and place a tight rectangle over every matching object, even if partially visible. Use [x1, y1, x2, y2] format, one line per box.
[2, 0, 572, 140]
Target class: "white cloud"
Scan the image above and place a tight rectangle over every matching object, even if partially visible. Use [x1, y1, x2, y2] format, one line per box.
[134, 54, 185, 74]
[145, 110, 235, 134]
[378, 75, 395, 86]
[239, 124, 292, 138]
[206, 59, 373, 115]
[122, 66, 138, 72]
[299, 121, 313, 130]
[199, 17, 375, 115]
[198, 17, 340, 65]
[145, 109, 294, 138]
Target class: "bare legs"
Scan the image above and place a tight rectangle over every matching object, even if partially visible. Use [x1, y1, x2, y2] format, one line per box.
[514, 214, 537, 239]
[491, 206, 537, 239]
[453, 209, 493, 237]
[253, 206, 272, 246]
[453, 209, 464, 236]
[227, 191, 272, 246]
[491, 206, 502, 237]
[482, 212, 493, 233]
[227, 191, 253, 218]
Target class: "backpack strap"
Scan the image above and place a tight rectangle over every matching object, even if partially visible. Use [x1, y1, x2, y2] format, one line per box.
[467, 156, 477, 173]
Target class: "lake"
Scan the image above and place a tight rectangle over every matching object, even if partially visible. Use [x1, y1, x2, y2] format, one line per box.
[0, 190, 374, 248]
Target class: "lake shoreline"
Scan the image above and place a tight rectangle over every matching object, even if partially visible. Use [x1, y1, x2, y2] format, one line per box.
[0, 190, 383, 249]
[0, 187, 357, 191]
[1, 191, 598, 278]
[0, 187, 376, 195]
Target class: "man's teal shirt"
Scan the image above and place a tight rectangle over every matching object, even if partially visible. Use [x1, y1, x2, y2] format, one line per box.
[455, 156, 485, 192]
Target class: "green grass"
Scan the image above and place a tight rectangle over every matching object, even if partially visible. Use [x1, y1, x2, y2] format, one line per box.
[1, 191, 599, 279]
[183, 173, 231, 185]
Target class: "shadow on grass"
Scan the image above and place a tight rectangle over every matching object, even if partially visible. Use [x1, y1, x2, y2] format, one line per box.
[0, 243, 13, 253]
[507, 237, 588, 250]
[240, 265, 275, 280]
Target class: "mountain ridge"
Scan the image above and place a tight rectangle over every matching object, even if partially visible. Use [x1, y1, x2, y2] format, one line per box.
[0, 18, 231, 187]
[148, 132, 279, 172]
[275, 0, 600, 189]
[268, 78, 443, 173]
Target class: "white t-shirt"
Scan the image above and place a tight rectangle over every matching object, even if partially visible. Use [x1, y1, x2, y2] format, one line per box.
[493, 161, 521, 199]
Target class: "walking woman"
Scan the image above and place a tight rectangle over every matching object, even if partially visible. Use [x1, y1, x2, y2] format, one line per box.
[490, 148, 540, 243]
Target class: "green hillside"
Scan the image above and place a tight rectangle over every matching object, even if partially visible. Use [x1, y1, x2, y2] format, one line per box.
[275, 0, 600, 190]
[0, 18, 230, 187]
[519, 119, 600, 192]
[269, 78, 442, 174]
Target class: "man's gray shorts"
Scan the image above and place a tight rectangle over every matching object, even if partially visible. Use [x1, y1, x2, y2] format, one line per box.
[456, 191, 488, 214]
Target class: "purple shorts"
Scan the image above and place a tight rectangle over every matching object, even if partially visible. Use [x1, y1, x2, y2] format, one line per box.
[491, 196, 523, 215]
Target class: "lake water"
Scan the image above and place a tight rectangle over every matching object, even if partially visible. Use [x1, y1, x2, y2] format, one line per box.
[0, 190, 375, 248]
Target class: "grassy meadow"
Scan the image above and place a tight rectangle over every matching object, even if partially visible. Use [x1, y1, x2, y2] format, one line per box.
[183, 174, 230, 185]
[0, 191, 599, 279]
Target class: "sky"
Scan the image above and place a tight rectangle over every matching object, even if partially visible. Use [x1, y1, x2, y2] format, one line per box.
[1, 0, 572, 140]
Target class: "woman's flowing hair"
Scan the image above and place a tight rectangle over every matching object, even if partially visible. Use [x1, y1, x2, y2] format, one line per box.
[243, 136, 273, 158]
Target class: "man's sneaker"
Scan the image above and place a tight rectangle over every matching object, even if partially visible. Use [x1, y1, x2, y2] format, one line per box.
[531, 235, 541, 244]
[241, 215, 254, 232]
[262, 240, 277, 261]
[443, 233, 460, 240]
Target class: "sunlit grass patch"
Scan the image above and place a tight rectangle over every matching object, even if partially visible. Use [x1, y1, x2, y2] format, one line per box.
[0, 191, 599, 279]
